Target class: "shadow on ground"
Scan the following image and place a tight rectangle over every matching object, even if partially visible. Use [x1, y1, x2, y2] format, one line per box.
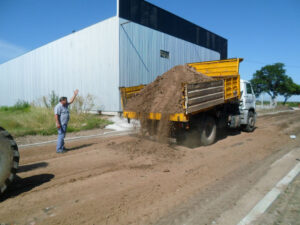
[0, 174, 55, 202]
[67, 143, 94, 152]
[18, 162, 48, 173]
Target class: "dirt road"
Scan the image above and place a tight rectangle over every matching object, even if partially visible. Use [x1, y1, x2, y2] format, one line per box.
[253, 174, 300, 225]
[1, 111, 300, 225]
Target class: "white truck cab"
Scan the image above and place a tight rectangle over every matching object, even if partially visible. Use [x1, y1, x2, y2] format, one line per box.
[239, 80, 256, 132]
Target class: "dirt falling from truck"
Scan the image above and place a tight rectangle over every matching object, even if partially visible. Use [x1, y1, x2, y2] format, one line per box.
[125, 64, 213, 141]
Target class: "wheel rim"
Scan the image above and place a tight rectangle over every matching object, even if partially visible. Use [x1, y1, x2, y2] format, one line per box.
[249, 116, 255, 127]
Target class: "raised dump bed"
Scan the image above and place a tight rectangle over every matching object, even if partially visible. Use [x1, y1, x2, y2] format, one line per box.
[120, 58, 243, 122]
[188, 58, 241, 102]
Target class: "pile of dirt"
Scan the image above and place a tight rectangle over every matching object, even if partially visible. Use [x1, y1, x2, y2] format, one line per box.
[125, 64, 213, 140]
[125, 64, 213, 114]
[108, 137, 184, 161]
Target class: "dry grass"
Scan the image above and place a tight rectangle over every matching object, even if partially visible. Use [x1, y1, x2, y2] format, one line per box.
[0, 105, 111, 137]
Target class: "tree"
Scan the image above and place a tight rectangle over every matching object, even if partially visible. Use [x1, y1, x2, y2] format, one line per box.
[251, 63, 287, 106]
[279, 76, 300, 104]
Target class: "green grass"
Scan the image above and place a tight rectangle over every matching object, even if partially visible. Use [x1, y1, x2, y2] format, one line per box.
[256, 101, 300, 107]
[0, 105, 112, 137]
[280, 102, 300, 107]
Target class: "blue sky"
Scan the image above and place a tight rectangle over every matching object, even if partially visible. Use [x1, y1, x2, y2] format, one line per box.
[1, 0, 300, 100]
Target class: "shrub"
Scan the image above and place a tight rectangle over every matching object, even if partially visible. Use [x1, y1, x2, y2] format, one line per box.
[49, 91, 59, 108]
[42, 91, 59, 108]
[0, 100, 31, 112]
[70, 94, 95, 113]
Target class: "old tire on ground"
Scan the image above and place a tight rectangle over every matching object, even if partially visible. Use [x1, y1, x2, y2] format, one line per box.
[242, 111, 255, 132]
[199, 115, 217, 146]
[0, 127, 19, 194]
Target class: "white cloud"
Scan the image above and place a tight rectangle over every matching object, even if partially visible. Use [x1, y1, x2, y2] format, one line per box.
[0, 39, 28, 64]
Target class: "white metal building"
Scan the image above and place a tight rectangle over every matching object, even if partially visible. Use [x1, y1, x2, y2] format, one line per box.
[0, 0, 227, 112]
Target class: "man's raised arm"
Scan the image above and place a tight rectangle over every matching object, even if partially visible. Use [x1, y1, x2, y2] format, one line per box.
[69, 89, 79, 104]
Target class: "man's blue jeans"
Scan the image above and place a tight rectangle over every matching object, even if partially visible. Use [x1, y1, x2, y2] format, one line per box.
[56, 124, 67, 152]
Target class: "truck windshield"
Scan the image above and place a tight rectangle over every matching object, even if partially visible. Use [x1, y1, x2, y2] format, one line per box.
[246, 83, 252, 94]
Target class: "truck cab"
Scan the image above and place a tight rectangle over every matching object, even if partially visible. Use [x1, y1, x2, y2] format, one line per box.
[239, 80, 256, 132]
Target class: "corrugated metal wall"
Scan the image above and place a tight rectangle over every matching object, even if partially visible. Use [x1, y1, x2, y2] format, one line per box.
[119, 18, 220, 88]
[0, 17, 120, 112]
[0, 16, 222, 112]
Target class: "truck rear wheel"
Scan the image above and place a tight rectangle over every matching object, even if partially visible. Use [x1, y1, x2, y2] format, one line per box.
[0, 127, 19, 194]
[242, 111, 255, 132]
[199, 115, 217, 146]
[176, 115, 217, 147]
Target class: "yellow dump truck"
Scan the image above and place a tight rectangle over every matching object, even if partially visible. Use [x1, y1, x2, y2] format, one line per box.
[120, 58, 256, 146]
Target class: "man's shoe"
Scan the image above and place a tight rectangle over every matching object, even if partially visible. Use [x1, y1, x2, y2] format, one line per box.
[57, 150, 67, 154]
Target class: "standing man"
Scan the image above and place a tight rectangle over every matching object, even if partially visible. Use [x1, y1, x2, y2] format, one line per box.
[54, 89, 79, 153]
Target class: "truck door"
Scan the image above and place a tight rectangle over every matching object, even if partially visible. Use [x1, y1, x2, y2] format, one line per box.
[244, 82, 255, 109]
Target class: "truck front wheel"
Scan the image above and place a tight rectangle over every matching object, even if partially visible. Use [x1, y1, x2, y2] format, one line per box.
[199, 115, 217, 146]
[242, 111, 255, 132]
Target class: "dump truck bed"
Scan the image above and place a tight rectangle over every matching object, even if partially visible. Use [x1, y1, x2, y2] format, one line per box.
[120, 58, 243, 122]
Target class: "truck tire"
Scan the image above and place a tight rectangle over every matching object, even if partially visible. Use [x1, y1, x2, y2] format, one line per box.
[0, 127, 19, 195]
[242, 111, 255, 132]
[199, 115, 217, 146]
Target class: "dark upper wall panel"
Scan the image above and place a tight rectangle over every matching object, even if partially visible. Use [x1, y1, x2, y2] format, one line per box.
[119, 0, 228, 59]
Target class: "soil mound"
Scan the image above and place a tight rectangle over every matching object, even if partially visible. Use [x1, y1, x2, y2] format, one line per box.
[108, 137, 184, 161]
[125, 64, 213, 114]
[125, 64, 213, 141]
